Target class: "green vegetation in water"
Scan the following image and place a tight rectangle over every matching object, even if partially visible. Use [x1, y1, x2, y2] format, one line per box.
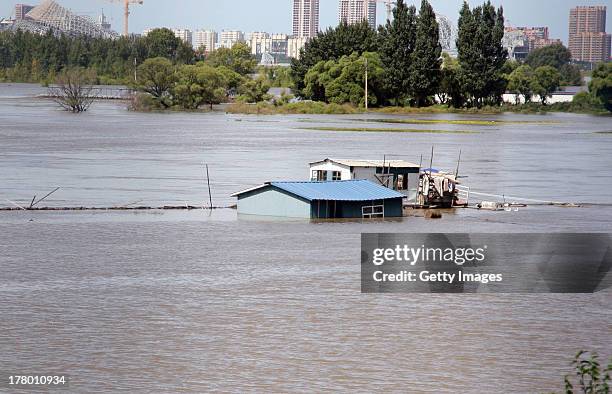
[594, 131, 612, 134]
[226, 101, 359, 115]
[298, 126, 476, 134]
[352, 118, 558, 126]
[558, 351, 611, 394]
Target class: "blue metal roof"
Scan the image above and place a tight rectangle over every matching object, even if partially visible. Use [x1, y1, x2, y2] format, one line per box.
[266, 180, 405, 202]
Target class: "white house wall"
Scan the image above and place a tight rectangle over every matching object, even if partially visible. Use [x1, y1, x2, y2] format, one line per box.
[309, 163, 418, 202]
[309, 162, 351, 180]
[502, 93, 575, 104]
[238, 188, 311, 218]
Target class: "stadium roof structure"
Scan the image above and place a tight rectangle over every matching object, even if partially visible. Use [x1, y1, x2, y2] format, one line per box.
[12, 0, 117, 39]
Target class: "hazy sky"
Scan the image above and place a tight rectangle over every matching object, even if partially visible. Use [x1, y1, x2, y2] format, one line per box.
[2, 0, 611, 44]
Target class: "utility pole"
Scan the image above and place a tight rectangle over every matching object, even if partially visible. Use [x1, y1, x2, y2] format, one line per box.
[364, 57, 368, 111]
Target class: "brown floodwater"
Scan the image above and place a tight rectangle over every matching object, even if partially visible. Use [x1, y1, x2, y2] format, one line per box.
[1, 83, 611, 393]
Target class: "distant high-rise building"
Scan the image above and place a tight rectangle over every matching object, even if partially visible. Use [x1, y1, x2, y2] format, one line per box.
[15, 4, 34, 20]
[569, 6, 611, 63]
[249, 32, 289, 61]
[503, 26, 562, 60]
[97, 12, 111, 32]
[293, 0, 319, 38]
[288, 36, 308, 59]
[502, 29, 531, 61]
[219, 30, 245, 49]
[570, 6, 606, 34]
[249, 32, 270, 55]
[338, 0, 376, 29]
[516, 26, 549, 41]
[173, 29, 193, 46]
[194, 30, 217, 52]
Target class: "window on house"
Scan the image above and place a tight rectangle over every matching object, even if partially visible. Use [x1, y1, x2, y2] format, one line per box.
[362, 205, 384, 219]
[311, 170, 317, 181]
[313, 170, 328, 181]
[332, 171, 342, 181]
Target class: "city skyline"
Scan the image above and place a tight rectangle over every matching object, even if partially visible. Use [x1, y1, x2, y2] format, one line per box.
[2, 0, 612, 45]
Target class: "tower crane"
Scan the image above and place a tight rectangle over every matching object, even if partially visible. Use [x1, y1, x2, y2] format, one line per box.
[108, 0, 143, 37]
[376, 0, 396, 22]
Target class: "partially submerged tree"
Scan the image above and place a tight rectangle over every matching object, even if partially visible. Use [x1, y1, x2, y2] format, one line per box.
[172, 63, 228, 109]
[237, 77, 272, 103]
[48, 67, 97, 112]
[136, 57, 176, 108]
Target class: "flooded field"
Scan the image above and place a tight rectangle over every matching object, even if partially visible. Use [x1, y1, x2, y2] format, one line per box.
[1, 83, 611, 392]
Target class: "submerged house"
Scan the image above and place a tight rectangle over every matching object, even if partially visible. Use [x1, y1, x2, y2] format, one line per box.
[231, 180, 405, 219]
[309, 159, 421, 202]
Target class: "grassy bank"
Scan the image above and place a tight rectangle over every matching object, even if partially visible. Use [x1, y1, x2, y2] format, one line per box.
[226, 101, 610, 116]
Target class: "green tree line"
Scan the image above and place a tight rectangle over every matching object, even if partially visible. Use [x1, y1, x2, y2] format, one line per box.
[2, 2, 609, 113]
[0, 27, 194, 84]
[132, 43, 270, 110]
[291, 0, 506, 108]
[291, 0, 610, 112]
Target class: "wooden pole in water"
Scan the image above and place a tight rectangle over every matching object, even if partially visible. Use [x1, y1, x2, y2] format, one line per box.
[455, 149, 462, 178]
[31, 187, 60, 207]
[205, 164, 213, 208]
[429, 146, 434, 176]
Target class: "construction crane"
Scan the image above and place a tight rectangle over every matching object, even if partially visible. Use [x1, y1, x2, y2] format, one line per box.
[376, 0, 396, 22]
[108, 0, 143, 37]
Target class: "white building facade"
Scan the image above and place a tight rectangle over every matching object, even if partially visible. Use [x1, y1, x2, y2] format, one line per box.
[288, 36, 308, 58]
[194, 30, 217, 52]
[219, 30, 245, 49]
[172, 29, 193, 46]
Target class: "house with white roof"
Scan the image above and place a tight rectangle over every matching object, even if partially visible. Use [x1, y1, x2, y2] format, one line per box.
[308, 158, 421, 202]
